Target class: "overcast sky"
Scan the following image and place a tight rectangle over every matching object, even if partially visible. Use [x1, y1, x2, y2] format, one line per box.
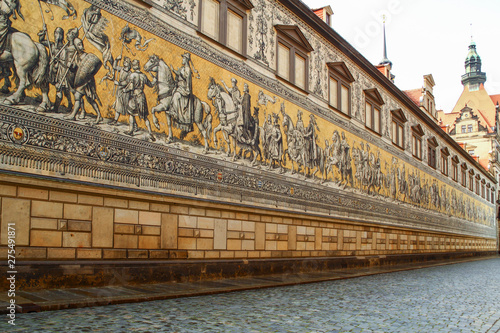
[302, 0, 500, 113]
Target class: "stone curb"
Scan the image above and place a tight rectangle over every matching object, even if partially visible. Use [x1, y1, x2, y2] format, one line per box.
[2, 255, 498, 314]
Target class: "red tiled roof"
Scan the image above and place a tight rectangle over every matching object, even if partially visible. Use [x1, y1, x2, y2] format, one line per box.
[313, 8, 324, 20]
[403, 89, 421, 107]
[475, 108, 494, 133]
[436, 110, 460, 133]
[478, 158, 489, 171]
[490, 94, 500, 106]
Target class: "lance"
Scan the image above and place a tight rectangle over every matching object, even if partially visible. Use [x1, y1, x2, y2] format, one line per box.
[56, 27, 89, 91]
[37, 0, 52, 58]
[111, 41, 125, 97]
[49, 25, 83, 66]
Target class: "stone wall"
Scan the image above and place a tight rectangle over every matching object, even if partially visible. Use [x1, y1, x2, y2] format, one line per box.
[1, 174, 495, 264]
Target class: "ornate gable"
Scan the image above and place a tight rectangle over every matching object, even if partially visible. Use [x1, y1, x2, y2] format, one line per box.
[364, 88, 385, 105]
[275, 25, 314, 52]
[327, 62, 355, 83]
[391, 108, 407, 123]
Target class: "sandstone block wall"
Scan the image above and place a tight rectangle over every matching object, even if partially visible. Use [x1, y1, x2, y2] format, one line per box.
[0, 176, 496, 262]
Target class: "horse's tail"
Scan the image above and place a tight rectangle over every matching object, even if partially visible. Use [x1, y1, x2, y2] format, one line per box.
[30, 42, 49, 89]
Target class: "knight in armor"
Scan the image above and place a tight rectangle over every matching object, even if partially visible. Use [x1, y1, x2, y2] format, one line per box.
[65, 38, 103, 124]
[38, 25, 73, 113]
[122, 59, 156, 141]
[109, 55, 132, 125]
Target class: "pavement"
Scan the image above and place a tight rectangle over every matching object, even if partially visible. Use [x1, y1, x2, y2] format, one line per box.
[1, 255, 498, 315]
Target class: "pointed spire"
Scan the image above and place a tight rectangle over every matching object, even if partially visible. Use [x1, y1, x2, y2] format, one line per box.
[379, 15, 392, 68]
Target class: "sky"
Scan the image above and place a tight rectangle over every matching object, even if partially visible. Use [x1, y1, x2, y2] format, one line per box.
[302, 0, 500, 113]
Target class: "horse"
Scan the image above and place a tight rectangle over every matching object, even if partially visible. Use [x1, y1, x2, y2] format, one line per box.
[281, 109, 308, 178]
[144, 55, 211, 153]
[206, 77, 263, 165]
[0, 31, 50, 112]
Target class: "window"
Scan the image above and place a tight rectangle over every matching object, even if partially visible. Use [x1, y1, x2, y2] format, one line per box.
[492, 191, 495, 204]
[411, 125, 424, 160]
[481, 181, 485, 198]
[467, 124, 473, 133]
[469, 172, 474, 192]
[199, 0, 253, 55]
[391, 109, 407, 148]
[486, 186, 490, 202]
[364, 88, 384, 134]
[327, 62, 354, 116]
[451, 156, 459, 182]
[441, 148, 450, 175]
[475, 176, 480, 195]
[428, 137, 438, 169]
[461, 125, 466, 133]
[461, 164, 467, 187]
[275, 25, 313, 90]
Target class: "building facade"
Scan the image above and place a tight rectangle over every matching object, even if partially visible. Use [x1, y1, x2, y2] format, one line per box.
[0, 0, 497, 289]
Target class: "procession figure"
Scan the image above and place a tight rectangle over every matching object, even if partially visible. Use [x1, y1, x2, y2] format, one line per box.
[170, 52, 194, 131]
[109, 55, 132, 125]
[262, 112, 272, 166]
[38, 26, 73, 113]
[339, 131, 352, 187]
[0, 0, 16, 94]
[221, 78, 241, 110]
[122, 59, 156, 140]
[267, 113, 283, 173]
[235, 82, 252, 144]
[65, 38, 103, 124]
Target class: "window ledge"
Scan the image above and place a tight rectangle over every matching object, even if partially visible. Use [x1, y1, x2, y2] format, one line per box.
[196, 30, 248, 60]
[365, 126, 382, 137]
[275, 74, 309, 95]
[392, 142, 405, 151]
[328, 105, 351, 119]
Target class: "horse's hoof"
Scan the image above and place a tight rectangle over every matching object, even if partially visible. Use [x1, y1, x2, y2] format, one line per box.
[64, 115, 76, 121]
[95, 118, 103, 125]
[3, 98, 14, 105]
[149, 134, 156, 142]
[153, 119, 160, 130]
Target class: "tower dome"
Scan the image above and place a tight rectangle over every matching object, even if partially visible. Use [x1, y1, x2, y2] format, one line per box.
[461, 40, 486, 91]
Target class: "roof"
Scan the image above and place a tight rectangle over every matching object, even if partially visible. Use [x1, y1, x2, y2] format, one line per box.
[403, 89, 421, 107]
[478, 158, 489, 171]
[475, 108, 494, 133]
[490, 94, 500, 106]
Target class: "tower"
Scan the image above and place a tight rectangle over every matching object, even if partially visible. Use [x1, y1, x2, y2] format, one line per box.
[461, 40, 486, 91]
[376, 16, 395, 82]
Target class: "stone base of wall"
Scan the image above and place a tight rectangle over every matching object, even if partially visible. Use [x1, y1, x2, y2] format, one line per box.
[1, 251, 496, 291]
[0, 173, 497, 291]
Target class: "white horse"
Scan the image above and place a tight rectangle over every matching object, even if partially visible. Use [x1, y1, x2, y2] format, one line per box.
[144, 55, 211, 153]
[0, 31, 50, 112]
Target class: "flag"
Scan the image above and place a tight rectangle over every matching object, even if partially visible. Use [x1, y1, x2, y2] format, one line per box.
[39, 0, 77, 20]
[81, 5, 113, 69]
[120, 24, 155, 52]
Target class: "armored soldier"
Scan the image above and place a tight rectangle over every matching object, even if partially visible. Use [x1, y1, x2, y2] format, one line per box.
[38, 26, 73, 113]
[109, 56, 132, 125]
[123, 59, 156, 141]
[65, 38, 103, 124]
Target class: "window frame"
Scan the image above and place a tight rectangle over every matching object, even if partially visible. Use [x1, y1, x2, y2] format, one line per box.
[411, 125, 424, 160]
[440, 148, 450, 176]
[275, 25, 313, 91]
[391, 109, 407, 149]
[327, 62, 354, 117]
[461, 164, 467, 187]
[451, 156, 459, 182]
[469, 170, 474, 192]
[364, 88, 384, 135]
[198, 0, 252, 56]
[427, 137, 438, 169]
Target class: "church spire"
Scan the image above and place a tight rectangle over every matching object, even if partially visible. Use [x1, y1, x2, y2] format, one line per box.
[379, 16, 392, 68]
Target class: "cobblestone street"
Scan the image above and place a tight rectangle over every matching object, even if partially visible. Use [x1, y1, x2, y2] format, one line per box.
[4, 258, 500, 332]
